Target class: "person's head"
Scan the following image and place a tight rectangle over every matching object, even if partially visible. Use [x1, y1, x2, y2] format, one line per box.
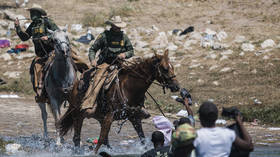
[28, 7, 47, 21]
[151, 131, 165, 148]
[105, 16, 126, 32]
[198, 101, 218, 128]
[171, 124, 196, 157]
[174, 117, 191, 130]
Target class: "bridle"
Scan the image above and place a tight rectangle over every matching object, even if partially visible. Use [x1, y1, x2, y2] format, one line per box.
[53, 37, 71, 57]
[155, 63, 176, 90]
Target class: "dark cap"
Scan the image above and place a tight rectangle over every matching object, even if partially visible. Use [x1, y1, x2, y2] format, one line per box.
[151, 131, 164, 143]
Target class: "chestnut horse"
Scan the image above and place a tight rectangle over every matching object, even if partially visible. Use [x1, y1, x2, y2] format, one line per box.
[58, 50, 180, 152]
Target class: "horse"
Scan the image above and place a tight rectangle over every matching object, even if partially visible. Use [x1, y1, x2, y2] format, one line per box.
[58, 50, 180, 152]
[36, 29, 77, 144]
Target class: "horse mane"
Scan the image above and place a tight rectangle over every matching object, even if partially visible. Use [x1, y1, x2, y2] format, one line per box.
[121, 55, 162, 74]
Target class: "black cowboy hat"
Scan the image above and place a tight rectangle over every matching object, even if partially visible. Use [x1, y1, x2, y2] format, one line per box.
[28, 8, 47, 16]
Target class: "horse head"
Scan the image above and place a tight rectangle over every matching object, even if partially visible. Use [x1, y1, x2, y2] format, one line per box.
[48, 29, 71, 58]
[153, 50, 180, 92]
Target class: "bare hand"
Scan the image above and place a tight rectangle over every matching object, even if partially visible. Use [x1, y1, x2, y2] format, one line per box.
[14, 18, 19, 27]
[41, 36, 48, 41]
[91, 60, 97, 67]
[118, 53, 126, 59]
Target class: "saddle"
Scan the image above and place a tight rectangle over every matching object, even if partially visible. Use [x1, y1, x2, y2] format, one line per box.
[79, 63, 119, 110]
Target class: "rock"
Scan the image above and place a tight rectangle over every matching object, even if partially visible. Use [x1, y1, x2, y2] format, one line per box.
[5, 143, 21, 154]
[3, 71, 22, 78]
[0, 53, 12, 61]
[261, 39, 275, 49]
[3, 10, 25, 23]
[134, 40, 149, 52]
[197, 79, 204, 83]
[189, 63, 201, 69]
[15, 53, 36, 59]
[263, 55, 269, 60]
[217, 31, 228, 41]
[152, 25, 159, 31]
[213, 81, 219, 86]
[174, 64, 181, 68]
[204, 28, 216, 35]
[0, 28, 6, 37]
[220, 67, 231, 72]
[190, 32, 202, 40]
[167, 42, 178, 51]
[151, 32, 168, 49]
[0, 20, 9, 28]
[183, 40, 198, 50]
[221, 49, 233, 55]
[71, 24, 83, 32]
[0, 11, 4, 19]
[90, 27, 105, 36]
[241, 43, 255, 52]
[234, 35, 246, 43]
[209, 65, 218, 71]
[251, 69, 257, 74]
[220, 55, 229, 61]
[208, 53, 217, 59]
[239, 52, 245, 56]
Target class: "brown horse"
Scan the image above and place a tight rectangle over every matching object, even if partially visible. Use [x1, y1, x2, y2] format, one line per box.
[58, 50, 180, 152]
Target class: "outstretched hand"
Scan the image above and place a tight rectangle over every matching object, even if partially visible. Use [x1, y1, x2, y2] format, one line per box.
[118, 53, 126, 59]
[14, 18, 19, 27]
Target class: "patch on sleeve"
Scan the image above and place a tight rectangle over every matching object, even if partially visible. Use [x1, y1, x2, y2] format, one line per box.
[97, 34, 102, 40]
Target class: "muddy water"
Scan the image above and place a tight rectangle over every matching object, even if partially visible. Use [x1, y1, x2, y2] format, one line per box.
[0, 97, 280, 157]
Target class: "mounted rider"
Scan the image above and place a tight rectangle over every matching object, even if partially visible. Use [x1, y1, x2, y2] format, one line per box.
[89, 16, 134, 67]
[15, 5, 89, 102]
[87, 16, 150, 118]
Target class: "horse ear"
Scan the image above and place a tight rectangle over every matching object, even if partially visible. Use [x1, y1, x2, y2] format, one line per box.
[63, 24, 68, 32]
[47, 28, 54, 34]
[163, 49, 169, 61]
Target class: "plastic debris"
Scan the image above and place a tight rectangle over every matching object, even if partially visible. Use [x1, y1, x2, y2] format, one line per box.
[0, 40, 10, 48]
[0, 95, 20, 98]
[87, 137, 99, 144]
[71, 24, 83, 32]
[153, 116, 173, 146]
[268, 127, 280, 131]
[261, 39, 275, 49]
[176, 110, 189, 117]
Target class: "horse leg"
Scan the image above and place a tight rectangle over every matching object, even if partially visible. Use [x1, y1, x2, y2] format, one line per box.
[95, 113, 113, 153]
[73, 110, 84, 148]
[38, 102, 48, 138]
[130, 118, 145, 143]
[49, 97, 64, 145]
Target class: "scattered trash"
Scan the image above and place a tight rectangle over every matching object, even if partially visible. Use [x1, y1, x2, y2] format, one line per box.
[171, 95, 179, 100]
[0, 40, 10, 48]
[76, 31, 94, 44]
[212, 81, 219, 86]
[179, 26, 194, 36]
[7, 44, 29, 54]
[220, 67, 231, 72]
[268, 127, 280, 131]
[176, 110, 189, 117]
[5, 143, 21, 154]
[216, 119, 227, 125]
[71, 24, 83, 32]
[208, 99, 214, 102]
[254, 98, 262, 105]
[261, 39, 275, 49]
[172, 29, 181, 36]
[86, 137, 99, 144]
[217, 31, 228, 41]
[0, 78, 6, 85]
[3, 71, 22, 79]
[0, 95, 20, 98]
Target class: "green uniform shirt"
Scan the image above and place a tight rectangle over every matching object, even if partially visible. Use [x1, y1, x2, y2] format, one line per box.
[88, 29, 134, 64]
[16, 17, 59, 57]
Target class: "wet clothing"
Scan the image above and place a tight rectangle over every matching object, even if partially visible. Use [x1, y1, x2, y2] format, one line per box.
[16, 17, 58, 57]
[88, 29, 134, 65]
[141, 146, 170, 157]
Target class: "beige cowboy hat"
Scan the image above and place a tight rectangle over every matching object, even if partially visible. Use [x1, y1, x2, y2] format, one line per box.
[25, 4, 47, 16]
[105, 16, 127, 28]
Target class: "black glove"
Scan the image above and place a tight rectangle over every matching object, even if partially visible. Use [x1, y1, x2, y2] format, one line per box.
[180, 88, 192, 106]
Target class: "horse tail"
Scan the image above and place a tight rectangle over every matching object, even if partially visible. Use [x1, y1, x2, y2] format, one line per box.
[58, 107, 75, 136]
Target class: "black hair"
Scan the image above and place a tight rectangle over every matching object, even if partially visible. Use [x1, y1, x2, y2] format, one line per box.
[198, 101, 218, 127]
[151, 131, 164, 144]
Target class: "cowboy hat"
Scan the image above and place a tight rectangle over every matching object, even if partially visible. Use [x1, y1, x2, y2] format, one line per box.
[26, 4, 47, 16]
[105, 16, 126, 28]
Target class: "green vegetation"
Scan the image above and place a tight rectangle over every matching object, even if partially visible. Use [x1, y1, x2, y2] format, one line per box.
[81, 13, 107, 27]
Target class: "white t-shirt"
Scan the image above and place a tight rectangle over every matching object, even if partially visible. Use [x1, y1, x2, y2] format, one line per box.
[193, 127, 236, 157]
